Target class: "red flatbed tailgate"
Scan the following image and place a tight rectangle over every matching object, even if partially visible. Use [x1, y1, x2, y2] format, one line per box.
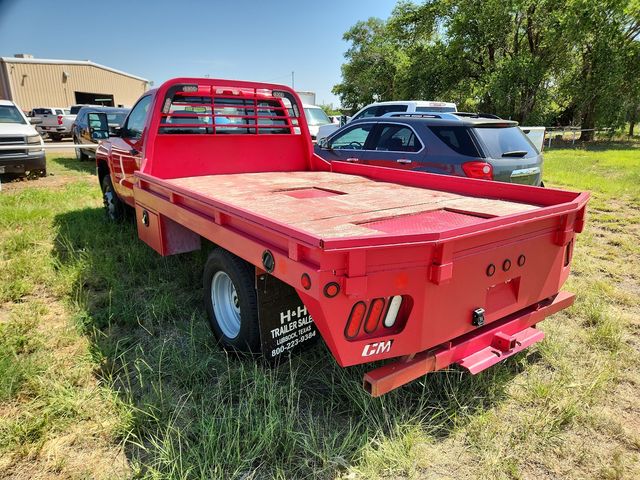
[133, 163, 588, 367]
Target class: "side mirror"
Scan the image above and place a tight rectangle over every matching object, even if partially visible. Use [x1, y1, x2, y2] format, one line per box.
[29, 117, 43, 125]
[317, 137, 331, 149]
[87, 112, 110, 140]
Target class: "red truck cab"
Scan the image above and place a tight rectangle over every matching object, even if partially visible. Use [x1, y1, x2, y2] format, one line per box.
[94, 78, 588, 396]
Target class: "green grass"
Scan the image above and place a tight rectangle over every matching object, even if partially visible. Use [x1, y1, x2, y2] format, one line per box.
[544, 144, 640, 200]
[0, 151, 639, 479]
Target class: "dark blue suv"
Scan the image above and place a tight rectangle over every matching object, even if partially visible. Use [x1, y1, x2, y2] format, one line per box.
[314, 113, 543, 186]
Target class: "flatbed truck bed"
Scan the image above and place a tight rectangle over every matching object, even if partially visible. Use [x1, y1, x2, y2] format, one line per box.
[94, 78, 588, 395]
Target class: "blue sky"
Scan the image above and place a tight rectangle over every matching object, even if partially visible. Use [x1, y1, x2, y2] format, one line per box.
[0, 0, 399, 106]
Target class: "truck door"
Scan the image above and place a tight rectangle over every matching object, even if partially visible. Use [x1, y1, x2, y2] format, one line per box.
[108, 95, 151, 200]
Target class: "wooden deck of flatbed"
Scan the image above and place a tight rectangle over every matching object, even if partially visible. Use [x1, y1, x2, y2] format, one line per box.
[164, 171, 539, 239]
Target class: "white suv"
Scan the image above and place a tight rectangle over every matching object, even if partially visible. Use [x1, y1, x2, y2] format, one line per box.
[316, 100, 457, 142]
[0, 100, 46, 178]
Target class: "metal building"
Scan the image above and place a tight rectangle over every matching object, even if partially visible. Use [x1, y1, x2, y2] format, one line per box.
[0, 54, 149, 112]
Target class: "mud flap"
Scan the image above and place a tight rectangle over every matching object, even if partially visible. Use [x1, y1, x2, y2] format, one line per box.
[256, 274, 319, 362]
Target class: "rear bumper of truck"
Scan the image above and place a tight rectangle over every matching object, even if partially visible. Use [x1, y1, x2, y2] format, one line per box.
[363, 291, 574, 396]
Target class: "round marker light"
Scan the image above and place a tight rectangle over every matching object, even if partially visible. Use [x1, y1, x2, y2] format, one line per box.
[518, 254, 526, 266]
[486, 264, 496, 277]
[301, 273, 311, 290]
[324, 282, 340, 298]
[262, 250, 275, 273]
[503, 259, 511, 272]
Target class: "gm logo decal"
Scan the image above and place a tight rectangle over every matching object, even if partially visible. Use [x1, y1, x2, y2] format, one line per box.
[362, 340, 393, 357]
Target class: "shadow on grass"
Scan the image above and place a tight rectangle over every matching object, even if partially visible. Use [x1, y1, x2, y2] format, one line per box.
[53, 206, 529, 478]
[51, 156, 96, 175]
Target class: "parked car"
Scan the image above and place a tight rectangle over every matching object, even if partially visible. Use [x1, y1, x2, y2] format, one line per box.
[316, 100, 458, 142]
[302, 104, 332, 140]
[315, 113, 543, 186]
[31, 106, 75, 141]
[72, 106, 129, 160]
[0, 100, 46, 178]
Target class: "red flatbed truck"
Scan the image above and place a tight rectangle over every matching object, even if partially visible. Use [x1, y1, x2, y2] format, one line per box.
[93, 78, 588, 396]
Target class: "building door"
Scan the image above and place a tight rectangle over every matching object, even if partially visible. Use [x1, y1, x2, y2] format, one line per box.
[74, 91, 114, 106]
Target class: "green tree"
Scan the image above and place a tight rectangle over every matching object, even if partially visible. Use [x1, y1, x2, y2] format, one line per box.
[332, 18, 405, 113]
[333, 0, 640, 137]
[318, 103, 342, 116]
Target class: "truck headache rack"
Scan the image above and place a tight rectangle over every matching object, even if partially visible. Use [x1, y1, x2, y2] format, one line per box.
[157, 83, 303, 135]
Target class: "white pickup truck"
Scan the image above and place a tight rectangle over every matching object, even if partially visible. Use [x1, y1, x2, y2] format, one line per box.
[31, 107, 76, 141]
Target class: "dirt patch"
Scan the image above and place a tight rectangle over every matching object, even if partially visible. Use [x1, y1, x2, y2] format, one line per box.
[0, 174, 91, 194]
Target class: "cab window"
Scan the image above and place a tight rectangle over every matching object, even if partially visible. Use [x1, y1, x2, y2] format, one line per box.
[354, 106, 378, 120]
[124, 95, 152, 138]
[376, 105, 408, 116]
[329, 124, 374, 150]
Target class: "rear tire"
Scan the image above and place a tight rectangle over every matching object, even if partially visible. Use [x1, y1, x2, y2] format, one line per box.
[101, 174, 125, 221]
[203, 248, 261, 353]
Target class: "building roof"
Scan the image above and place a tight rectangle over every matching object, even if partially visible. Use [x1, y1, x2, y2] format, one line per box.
[0, 56, 149, 83]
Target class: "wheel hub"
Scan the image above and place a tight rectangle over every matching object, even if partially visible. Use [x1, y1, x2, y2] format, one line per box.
[211, 271, 241, 338]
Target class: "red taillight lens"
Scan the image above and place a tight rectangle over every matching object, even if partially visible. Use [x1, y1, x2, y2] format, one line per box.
[345, 302, 367, 339]
[462, 161, 493, 180]
[364, 298, 385, 333]
[57, 115, 63, 125]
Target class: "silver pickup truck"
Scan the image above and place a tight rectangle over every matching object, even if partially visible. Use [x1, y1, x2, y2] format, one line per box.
[31, 107, 76, 141]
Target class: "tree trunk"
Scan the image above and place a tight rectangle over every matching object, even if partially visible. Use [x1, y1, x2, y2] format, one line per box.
[580, 105, 596, 142]
[629, 106, 638, 137]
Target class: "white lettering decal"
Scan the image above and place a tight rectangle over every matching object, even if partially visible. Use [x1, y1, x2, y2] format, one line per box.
[362, 340, 393, 357]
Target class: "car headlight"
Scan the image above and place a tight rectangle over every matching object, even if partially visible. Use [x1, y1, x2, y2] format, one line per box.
[27, 134, 43, 144]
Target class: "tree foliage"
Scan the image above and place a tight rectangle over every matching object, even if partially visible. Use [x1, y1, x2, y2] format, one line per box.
[333, 0, 640, 135]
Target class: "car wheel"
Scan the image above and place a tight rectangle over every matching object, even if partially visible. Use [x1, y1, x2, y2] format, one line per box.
[101, 174, 125, 221]
[203, 248, 261, 353]
[75, 137, 88, 161]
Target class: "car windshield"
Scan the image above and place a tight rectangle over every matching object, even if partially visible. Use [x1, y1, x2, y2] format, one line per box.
[106, 113, 127, 126]
[70, 106, 83, 115]
[304, 107, 331, 126]
[0, 105, 26, 124]
[474, 126, 537, 158]
[63, 109, 71, 115]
